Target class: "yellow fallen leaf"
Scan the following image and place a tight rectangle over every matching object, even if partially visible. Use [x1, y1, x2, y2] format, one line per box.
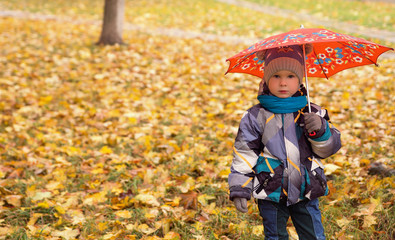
[125, 235, 137, 240]
[164, 231, 181, 240]
[126, 222, 138, 231]
[193, 221, 203, 232]
[5, 195, 23, 207]
[324, 163, 341, 175]
[166, 196, 181, 207]
[0, 227, 10, 236]
[46, 181, 64, 191]
[178, 177, 195, 193]
[26, 225, 37, 236]
[91, 168, 104, 174]
[38, 95, 53, 106]
[336, 217, 351, 228]
[32, 191, 52, 201]
[103, 230, 123, 240]
[144, 237, 162, 240]
[135, 194, 160, 207]
[369, 197, 383, 212]
[288, 225, 298, 239]
[115, 210, 132, 219]
[252, 225, 263, 236]
[55, 205, 66, 215]
[197, 194, 216, 207]
[83, 191, 107, 205]
[137, 224, 156, 235]
[69, 210, 85, 225]
[360, 158, 370, 166]
[218, 169, 231, 179]
[26, 185, 37, 198]
[363, 215, 377, 228]
[95, 222, 107, 232]
[0, 186, 12, 195]
[129, 117, 138, 124]
[51, 227, 80, 240]
[28, 213, 43, 226]
[145, 209, 159, 219]
[160, 219, 171, 235]
[37, 201, 51, 209]
[100, 146, 113, 154]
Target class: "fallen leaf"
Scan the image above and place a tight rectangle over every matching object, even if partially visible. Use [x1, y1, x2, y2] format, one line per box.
[324, 163, 341, 175]
[83, 191, 107, 205]
[336, 217, 351, 228]
[5, 195, 23, 207]
[180, 191, 198, 209]
[0, 227, 11, 236]
[31, 191, 52, 201]
[100, 146, 113, 154]
[363, 215, 377, 228]
[115, 210, 132, 219]
[103, 230, 123, 240]
[69, 210, 85, 225]
[134, 194, 160, 207]
[164, 231, 181, 240]
[197, 194, 216, 207]
[137, 224, 156, 235]
[27, 213, 43, 226]
[252, 225, 263, 236]
[0, 186, 13, 195]
[52, 227, 80, 240]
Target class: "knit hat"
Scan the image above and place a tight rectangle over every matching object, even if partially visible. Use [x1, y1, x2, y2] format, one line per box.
[256, 44, 312, 84]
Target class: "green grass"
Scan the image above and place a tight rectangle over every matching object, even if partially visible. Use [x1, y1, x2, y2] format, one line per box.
[247, 0, 395, 31]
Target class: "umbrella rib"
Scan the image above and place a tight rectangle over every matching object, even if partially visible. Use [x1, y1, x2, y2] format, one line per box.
[227, 52, 257, 73]
[337, 41, 379, 66]
[313, 49, 329, 79]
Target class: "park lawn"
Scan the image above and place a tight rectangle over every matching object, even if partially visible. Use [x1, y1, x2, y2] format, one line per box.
[248, 0, 395, 32]
[0, 0, 394, 239]
[1, 0, 394, 45]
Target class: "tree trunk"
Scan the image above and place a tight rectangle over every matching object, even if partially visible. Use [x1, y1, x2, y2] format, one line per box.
[97, 0, 125, 45]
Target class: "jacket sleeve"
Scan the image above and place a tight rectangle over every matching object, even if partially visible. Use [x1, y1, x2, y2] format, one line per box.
[306, 105, 341, 158]
[228, 106, 263, 201]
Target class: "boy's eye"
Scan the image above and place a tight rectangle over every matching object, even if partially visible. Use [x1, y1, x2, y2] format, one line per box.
[288, 75, 296, 78]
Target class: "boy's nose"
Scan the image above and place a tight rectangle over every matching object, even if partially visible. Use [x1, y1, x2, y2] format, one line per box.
[279, 78, 287, 85]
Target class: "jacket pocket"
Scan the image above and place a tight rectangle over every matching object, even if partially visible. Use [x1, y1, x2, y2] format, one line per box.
[253, 156, 283, 201]
[304, 157, 328, 200]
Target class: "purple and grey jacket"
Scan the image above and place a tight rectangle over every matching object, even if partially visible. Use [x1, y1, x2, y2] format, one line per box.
[228, 88, 341, 206]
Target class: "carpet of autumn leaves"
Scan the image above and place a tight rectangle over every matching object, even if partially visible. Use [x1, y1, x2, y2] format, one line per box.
[0, 0, 395, 240]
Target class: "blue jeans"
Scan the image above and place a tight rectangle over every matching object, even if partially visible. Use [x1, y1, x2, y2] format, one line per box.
[257, 198, 326, 240]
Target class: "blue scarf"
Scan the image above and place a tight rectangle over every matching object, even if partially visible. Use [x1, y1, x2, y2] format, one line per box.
[258, 95, 307, 113]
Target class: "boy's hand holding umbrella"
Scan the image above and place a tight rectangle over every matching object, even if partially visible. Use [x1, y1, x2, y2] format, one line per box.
[304, 113, 322, 136]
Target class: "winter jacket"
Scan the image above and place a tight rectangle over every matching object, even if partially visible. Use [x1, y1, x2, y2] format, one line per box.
[228, 87, 341, 206]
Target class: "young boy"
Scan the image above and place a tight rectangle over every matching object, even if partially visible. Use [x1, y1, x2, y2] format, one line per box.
[228, 45, 341, 240]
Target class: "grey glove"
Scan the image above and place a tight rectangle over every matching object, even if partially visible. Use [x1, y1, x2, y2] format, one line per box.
[304, 113, 323, 134]
[233, 198, 248, 213]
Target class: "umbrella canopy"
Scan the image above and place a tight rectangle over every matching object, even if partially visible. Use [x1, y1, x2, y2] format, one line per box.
[226, 28, 393, 79]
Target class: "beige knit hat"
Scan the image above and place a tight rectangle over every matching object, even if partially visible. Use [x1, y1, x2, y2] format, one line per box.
[256, 44, 313, 84]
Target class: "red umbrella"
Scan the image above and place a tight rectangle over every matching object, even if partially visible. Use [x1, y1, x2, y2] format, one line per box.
[225, 27, 393, 111]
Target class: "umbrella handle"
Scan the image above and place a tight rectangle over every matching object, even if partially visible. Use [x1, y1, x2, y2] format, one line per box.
[309, 131, 317, 137]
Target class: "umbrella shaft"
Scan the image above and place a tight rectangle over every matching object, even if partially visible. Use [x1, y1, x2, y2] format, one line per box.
[305, 76, 312, 113]
[303, 44, 312, 113]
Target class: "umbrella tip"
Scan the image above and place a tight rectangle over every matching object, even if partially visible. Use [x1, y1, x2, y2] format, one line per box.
[300, 24, 304, 29]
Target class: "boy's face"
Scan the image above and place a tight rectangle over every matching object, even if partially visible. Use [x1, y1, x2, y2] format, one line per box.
[267, 70, 300, 98]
